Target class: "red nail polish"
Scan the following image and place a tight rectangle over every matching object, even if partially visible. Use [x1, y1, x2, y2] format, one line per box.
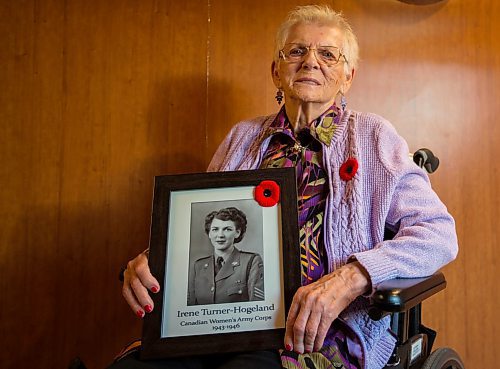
[136, 310, 144, 318]
[151, 286, 159, 293]
[285, 344, 292, 351]
[145, 304, 153, 313]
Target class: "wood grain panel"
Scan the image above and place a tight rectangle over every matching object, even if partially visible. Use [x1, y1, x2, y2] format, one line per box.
[0, 1, 207, 368]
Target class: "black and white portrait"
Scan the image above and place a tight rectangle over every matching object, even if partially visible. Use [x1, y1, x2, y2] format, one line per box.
[157, 177, 291, 340]
[187, 200, 265, 306]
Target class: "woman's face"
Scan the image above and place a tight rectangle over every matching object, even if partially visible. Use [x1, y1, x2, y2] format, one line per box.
[208, 218, 241, 253]
[272, 22, 353, 106]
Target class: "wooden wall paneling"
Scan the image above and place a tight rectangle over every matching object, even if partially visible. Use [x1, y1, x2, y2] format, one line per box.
[0, 1, 208, 368]
[1, 1, 66, 368]
[454, 3, 500, 367]
[60, 1, 210, 367]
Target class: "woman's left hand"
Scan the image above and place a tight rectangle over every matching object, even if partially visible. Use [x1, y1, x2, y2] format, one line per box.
[284, 261, 371, 354]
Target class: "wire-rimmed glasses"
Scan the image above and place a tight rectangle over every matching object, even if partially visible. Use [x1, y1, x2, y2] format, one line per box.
[279, 43, 347, 66]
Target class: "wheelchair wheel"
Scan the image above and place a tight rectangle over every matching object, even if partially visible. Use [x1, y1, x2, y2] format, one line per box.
[421, 347, 465, 369]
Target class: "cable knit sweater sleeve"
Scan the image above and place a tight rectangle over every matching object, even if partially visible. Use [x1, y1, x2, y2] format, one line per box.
[351, 114, 459, 286]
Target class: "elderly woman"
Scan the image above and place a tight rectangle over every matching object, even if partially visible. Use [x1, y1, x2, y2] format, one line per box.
[188, 207, 264, 305]
[115, 5, 457, 369]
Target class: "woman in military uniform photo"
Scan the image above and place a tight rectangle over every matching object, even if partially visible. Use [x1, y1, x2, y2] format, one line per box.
[187, 207, 265, 306]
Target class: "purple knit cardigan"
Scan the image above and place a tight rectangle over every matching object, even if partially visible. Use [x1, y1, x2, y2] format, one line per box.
[207, 109, 458, 369]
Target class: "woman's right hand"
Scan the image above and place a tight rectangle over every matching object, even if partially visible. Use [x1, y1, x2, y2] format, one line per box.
[122, 249, 160, 318]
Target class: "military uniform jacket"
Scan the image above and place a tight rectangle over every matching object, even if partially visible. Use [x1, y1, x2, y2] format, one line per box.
[188, 248, 264, 305]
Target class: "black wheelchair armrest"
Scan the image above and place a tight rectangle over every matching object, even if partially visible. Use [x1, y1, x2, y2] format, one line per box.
[368, 272, 447, 365]
[369, 272, 446, 319]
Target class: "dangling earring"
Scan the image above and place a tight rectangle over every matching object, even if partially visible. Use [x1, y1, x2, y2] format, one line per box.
[340, 93, 347, 111]
[275, 89, 283, 105]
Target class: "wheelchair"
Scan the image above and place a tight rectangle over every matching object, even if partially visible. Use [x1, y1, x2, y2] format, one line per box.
[370, 149, 465, 369]
[370, 272, 465, 369]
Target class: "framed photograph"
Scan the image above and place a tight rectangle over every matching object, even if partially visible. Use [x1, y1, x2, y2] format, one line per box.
[141, 167, 300, 359]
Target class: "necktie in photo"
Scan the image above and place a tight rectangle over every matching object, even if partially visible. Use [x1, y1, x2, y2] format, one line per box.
[215, 256, 224, 275]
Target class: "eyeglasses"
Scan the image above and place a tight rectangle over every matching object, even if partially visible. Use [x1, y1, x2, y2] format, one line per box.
[279, 43, 347, 66]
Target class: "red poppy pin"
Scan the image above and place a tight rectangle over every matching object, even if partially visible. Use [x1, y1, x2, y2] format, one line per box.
[339, 158, 358, 181]
[254, 180, 280, 207]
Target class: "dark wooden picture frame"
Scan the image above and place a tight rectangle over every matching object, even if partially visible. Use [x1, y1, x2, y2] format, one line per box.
[141, 167, 300, 359]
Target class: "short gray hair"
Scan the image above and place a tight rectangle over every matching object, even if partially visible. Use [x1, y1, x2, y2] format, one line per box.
[274, 5, 359, 74]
